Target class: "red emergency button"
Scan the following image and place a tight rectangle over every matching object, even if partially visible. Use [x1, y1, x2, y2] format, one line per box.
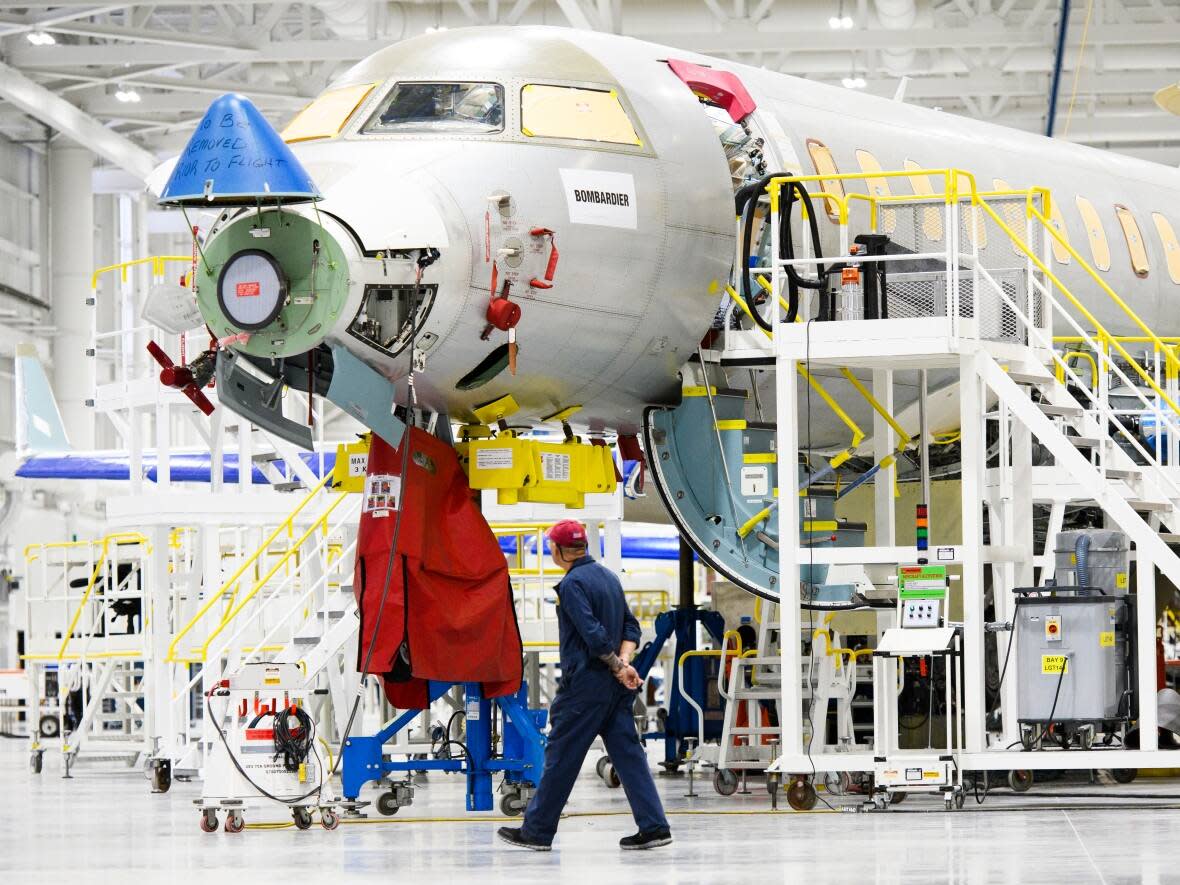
[1048, 623, 1059, 635]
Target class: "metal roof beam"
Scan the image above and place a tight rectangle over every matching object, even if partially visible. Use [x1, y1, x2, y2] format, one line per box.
[0, 59, 156, 180]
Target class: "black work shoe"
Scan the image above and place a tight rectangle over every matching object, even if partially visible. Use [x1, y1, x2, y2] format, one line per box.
[497, 827, 552, 852]
[620, 828, 673, 850]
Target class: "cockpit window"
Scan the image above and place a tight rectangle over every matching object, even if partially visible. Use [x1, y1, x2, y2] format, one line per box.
[365, 82, 504, 134]
[520, 84, 642, 146]
[282, 82, 378, 143]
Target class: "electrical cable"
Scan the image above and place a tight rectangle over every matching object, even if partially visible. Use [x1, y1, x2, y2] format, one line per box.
[206, 248, 437, 809]
[800, 317, 835, 812]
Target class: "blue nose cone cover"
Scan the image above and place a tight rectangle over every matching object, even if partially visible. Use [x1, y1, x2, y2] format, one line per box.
[159, 93, 321, 207]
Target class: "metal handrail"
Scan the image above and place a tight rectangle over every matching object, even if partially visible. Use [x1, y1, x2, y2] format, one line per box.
[166, 473, 336, 662]
[173, 492, 352, 664]
[55, 532, 149, 661]
[90, 255, 191, 289]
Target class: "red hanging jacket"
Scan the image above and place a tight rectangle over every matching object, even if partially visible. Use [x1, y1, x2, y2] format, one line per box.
[354, 428, 523, 708]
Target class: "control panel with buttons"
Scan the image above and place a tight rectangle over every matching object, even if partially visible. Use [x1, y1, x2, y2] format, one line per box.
[897, 565, 948, 630]
[902, 599, 942, 628]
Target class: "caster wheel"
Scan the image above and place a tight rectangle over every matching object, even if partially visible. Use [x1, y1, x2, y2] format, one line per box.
[29, 752, 42, 775]
[604, 763, 621, 789]
[953, 790, 965, 810]
[499, 792, 526, 816]
[1008, 770, 1034, 793]
[595, 756, 611, 780]
[224, 812, 244, 833]
[712, 769, 739, 797]
[38, 715, 59, 739]
[376, 792, 401, 816]
[293, 808, 313, 830]
[873, 794, 889, 811]
[149, 761, 171, 794]
[199, 810, 219, 833]
[321, 810, 340, 830]
[786, 778, 817, 811]
[823, 771, 851, 796]
[1111, 768, 1138, 784]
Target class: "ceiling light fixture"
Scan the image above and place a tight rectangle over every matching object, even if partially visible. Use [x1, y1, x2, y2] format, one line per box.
[424, 25, 447, 33]
[115, 88, 141, 103]
[842, 77, 866, 89]
[26, 30, 56, 45]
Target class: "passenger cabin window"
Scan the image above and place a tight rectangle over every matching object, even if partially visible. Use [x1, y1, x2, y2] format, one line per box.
[365, 82, 504, 134]
[805, 139, 844, 222]
[520, 84, 641, 146]
[993, 178, 1028, 254]
[1152, 213, 1180, 284]
[855, 149, 896, 235]
[1114, 205, 1150, 277]
[282, 82, 378, 142]
[1075, 196, 1111, 271]
[1047, 199, 1071, 265]
[903, 160, 943, 242]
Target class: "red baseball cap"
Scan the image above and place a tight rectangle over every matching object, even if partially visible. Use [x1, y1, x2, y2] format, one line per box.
[546, 519, 587, 547]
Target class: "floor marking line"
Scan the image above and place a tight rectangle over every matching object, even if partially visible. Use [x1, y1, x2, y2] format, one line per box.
[1062, 810, 1108, 885]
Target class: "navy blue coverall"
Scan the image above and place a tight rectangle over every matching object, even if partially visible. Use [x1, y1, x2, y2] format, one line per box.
[520, 556, 669, 845]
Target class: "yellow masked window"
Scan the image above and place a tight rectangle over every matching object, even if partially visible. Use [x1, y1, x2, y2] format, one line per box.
[903, 159, 943, 242]
[1114, 205, 1150, 277]
[855, 149, 896, 235]
[1046, 197, 1071, 265]
[806, 139, 844, 222]
[282, 82, 378, 143]
[520, 85, 641, 146]
[1152, 213, 1180, 284]
[992, 178, 1024, 256]
[1076, 196, 1111, 271]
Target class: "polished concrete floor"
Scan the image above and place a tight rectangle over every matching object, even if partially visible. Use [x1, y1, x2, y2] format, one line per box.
[4, 740, 1180, 884]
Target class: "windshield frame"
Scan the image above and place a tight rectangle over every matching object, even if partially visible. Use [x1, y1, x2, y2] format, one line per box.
[361, 80, 506, 136]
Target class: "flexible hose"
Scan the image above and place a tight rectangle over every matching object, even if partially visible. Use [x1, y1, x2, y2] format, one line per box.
[736, 176, 838, 331]
[1075, 533, 1091, 589]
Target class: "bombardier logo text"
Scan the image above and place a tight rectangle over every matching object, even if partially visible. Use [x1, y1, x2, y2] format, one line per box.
[573, 188, 630, 207]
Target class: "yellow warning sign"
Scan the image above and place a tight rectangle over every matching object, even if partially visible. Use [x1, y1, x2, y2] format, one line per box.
[1116, 572, 1128, 589]
[1042, 655, 1068, 674]
[1099, 631, 1115, 648]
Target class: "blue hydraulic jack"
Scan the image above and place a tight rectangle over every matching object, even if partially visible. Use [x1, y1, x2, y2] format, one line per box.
[340, 681, 547, 817]
[628, 539, 726, 773]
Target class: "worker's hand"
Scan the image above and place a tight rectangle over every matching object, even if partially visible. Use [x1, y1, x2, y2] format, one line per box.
[616, 664, 642, 691]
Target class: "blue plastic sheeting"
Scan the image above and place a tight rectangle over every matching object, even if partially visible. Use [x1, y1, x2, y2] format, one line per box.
[16, 451, 335, 484]
[498, 534, 682, 561]
[17, 453, 143, 481]
[147, 451, 335, 484]
[159, 93, 321, 207]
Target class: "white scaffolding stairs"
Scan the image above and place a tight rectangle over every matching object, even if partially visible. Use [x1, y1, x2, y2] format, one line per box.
[983, 356, 1180, 592]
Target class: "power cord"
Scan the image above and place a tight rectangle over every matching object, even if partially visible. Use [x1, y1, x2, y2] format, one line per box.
[800, 316, 835, 811]
[205, 247, 437, 807]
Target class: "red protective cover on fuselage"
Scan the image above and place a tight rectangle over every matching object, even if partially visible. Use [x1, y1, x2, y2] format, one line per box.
[353, 429, 522, 708]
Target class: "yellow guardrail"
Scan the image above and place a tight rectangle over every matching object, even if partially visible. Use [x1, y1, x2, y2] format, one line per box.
[90, 255, 191, 289]
[52, 532, 149, 662]
[166, 474, 338, 663]
[764, 168, 1180, 458]
[1055, 351, 1099, 391]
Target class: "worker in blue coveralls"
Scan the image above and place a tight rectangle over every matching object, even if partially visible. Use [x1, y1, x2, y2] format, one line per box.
[498, 519, 672, 852]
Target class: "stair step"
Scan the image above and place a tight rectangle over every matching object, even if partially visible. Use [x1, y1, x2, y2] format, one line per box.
[1127, 499, 1170, 512]
[293, 636, 320, 646]
[273, 481, 306, 492]
[1103, 468, 1139, 481]
[1008, 372, 1052, 387]
[1159, 534, 1180, 545]
[1038, 402, 1082, 418]
[732, 689, 781, 700]
[1067, 436, 1100, 448]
